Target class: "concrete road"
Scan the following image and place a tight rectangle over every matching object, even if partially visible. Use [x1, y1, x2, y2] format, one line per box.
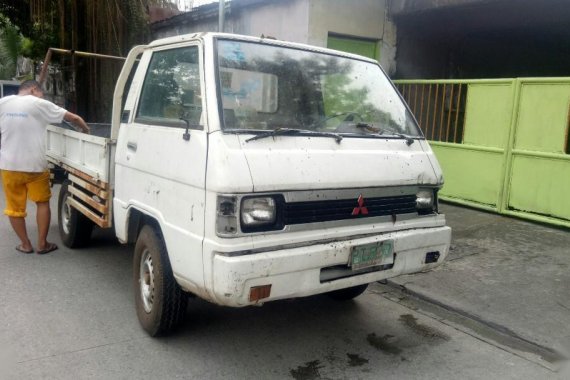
[0, 185, 557, 379]
[390, 203, 570, 359]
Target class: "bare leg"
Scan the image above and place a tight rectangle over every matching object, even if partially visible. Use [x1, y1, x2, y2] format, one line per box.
[8, 216, 33, 251]
[36, 201, 52, 251]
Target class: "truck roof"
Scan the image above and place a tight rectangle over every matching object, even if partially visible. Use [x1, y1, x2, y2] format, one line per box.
[147, 32, 379, 65]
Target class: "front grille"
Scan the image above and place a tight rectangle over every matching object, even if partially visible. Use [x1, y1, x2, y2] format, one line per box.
[283, 195, 417, 225]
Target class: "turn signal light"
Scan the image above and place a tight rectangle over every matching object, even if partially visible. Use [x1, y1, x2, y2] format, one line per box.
[249, 284, 272, 302]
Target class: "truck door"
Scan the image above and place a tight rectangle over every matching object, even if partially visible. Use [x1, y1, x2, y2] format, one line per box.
[115, 44, 207, 291]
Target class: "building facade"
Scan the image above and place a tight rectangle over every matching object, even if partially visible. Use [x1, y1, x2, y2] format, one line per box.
[151, 0, 398, 75]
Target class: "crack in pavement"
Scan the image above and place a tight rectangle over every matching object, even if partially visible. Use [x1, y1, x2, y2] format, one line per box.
[15, 337, 146, 365]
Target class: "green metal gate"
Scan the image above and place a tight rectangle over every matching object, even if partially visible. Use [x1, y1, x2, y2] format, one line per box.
[395, 78, 570, 228]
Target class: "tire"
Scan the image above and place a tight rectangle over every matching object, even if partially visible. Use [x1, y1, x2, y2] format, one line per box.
[133, 224, 188, 336]
[327, 284, 369, 301]
[58, 181, 94, 248]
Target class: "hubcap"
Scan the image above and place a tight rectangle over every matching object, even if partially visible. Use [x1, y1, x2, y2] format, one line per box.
[61, 196, 71, 235]
[139, 248, 155, 313]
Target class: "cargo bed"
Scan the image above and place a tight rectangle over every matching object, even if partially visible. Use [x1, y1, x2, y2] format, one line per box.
[46, 123, 115, 227]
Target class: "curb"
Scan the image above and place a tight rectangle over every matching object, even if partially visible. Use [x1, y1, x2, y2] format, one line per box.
[376, 280, 566, 366]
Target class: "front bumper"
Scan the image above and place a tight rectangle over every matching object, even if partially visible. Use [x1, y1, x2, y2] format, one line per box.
[208, 226, 451, 306]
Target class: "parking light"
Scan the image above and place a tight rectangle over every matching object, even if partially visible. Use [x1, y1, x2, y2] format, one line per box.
[216, 196, 238, 235]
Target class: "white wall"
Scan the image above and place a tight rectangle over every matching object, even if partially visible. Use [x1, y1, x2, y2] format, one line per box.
[307, 0, 385, 45]
[307, 0, 397, 75]
[236, 0, 310, 43]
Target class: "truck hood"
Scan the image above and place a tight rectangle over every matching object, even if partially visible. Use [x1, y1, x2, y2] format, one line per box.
[236, 135, 441, 192]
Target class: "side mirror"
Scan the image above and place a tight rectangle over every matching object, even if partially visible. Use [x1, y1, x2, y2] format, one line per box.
[180, 118, 191, 141]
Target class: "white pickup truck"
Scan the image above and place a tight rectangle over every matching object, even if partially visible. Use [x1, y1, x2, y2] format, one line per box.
[46, 32, 451, 336]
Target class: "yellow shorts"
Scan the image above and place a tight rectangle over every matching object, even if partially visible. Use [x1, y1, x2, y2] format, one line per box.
[1, 170, 51, 218]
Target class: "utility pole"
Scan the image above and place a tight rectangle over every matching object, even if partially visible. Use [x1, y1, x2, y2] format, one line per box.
[71, 0, 78, 113]
[218, 0, 225, 32]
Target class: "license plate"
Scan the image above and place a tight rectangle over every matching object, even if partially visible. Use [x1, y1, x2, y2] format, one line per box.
[350, 240, 394, 270]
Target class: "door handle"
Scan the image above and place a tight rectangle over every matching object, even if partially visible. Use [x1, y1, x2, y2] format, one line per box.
[127, 141, 138, 152]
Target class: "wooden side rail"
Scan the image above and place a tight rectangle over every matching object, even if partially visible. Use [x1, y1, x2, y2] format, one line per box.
[50, 162, 113, 228]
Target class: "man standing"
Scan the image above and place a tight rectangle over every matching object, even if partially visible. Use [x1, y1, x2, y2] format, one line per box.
[0, 80, 90, 254]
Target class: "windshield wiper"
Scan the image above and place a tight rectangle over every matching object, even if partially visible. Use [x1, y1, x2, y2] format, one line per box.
[395, 133, 415, 146]
[245, 128, 302, 142]
[354, 123, 415, 145]
[245, 128, 343, 143]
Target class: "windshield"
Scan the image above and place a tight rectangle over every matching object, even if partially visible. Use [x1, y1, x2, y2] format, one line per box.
[216, 39, 422, 138]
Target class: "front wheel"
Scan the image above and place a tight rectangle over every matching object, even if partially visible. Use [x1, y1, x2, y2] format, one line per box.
[58, 181, 94, 248]
[327, 284, 369, 301]
[133, 224, 188, 336]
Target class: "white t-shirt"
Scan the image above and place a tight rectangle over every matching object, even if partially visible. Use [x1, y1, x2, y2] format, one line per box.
[0, 95, 66, 172]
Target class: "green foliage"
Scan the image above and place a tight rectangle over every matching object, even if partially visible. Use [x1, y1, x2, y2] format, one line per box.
[26, 23, 57, 59]
[0, 3, 29, 34]
[20, 37, 33, 57]
[0, 20, 22, 80]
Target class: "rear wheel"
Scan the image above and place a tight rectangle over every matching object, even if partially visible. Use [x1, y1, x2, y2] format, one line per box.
[58, 181, 94, 248]
[133, 224, 188, 336]
[327, 284, 369, 301]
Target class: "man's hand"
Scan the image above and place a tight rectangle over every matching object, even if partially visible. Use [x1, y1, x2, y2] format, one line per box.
[64, 112, 90, 134]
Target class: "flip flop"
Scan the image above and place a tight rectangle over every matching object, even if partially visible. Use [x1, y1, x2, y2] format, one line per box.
[16, 245, 34, 254]
[36, 243, 58, 255]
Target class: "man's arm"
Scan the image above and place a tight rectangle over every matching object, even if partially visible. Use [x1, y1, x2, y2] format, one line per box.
[64, 112, 90, 134]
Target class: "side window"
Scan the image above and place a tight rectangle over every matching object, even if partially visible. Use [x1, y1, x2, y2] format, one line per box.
[137, 46, 202, 129]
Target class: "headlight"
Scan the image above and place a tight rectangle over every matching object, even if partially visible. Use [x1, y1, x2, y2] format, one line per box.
[217, 194, 283, 236]
[241, 197, 277, 228]
[416, 189, 435, 215]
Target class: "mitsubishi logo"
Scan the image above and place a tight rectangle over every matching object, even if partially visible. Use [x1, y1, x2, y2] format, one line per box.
[352, 194, 369, 216]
